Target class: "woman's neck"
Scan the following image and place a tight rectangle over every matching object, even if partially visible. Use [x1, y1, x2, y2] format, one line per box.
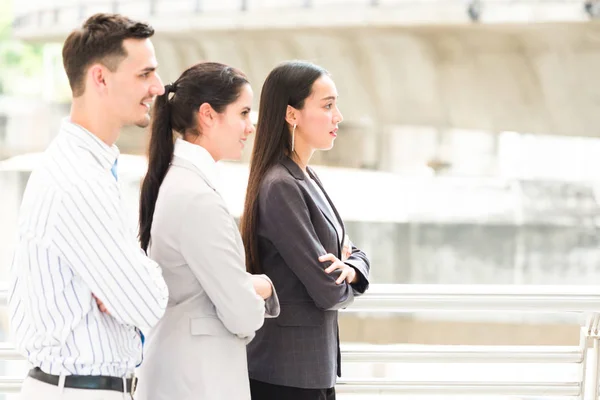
[290, 144, 313, 173]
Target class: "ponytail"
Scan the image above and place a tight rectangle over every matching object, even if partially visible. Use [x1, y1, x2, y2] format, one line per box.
[139, 87, 174, 251]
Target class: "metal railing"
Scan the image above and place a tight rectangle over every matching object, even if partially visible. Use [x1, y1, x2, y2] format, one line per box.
[11, 0, 591, 31]
[1, 284, 600, 397]
[349, 284, 600, 312]
[340, 343, 585, 363]
[9, 0, 384, 29]
[336, 380, 582, 396]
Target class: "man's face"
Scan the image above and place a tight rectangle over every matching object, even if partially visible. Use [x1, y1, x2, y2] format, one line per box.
[104, 38, 164, 128]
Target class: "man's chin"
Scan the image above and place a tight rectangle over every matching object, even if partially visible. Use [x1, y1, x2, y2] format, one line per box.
[134, 115, 151, 128]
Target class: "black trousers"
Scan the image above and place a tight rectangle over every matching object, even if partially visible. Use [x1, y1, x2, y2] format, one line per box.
[250, 379, 336, 400]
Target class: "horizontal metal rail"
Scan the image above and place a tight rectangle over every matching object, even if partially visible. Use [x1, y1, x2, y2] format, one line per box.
[341, 343, 584, 363]
[2, 284, 600, 312]
[348, 284, 600, 313]
[0, 377, 583, 396]
[0, 343, 22, 360]
[0, 378, 22, 394]
[1, 343, 583, 363]
[335, 380, 581, 396]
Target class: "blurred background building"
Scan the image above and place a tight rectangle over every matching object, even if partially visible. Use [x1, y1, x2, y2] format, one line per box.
[3, 0, 600, 397]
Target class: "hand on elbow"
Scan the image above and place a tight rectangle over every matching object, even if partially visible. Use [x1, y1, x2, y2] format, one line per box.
[92, 294, 110, 315]
[251, 276, 273, 299]
[320, 254, 358, 284]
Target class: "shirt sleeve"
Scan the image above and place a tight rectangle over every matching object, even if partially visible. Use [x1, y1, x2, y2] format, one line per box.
[53, 178, 168, 332]
[344, 239, 370, 295]
[253, 274, 281, 318]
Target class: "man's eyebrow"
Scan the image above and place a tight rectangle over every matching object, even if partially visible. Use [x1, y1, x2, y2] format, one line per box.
[321, 95, 337, 101]
[139, 66, 157, 74]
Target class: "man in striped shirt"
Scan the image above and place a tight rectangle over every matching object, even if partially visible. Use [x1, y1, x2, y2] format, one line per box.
[9, 13, 169, 399]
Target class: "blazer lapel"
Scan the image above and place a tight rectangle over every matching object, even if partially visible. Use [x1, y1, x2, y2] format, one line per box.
[307, 167, 346, 248]
[171, 156, 218, 193]
[306, 180, 341, 240]
[280, 157, 343, 256]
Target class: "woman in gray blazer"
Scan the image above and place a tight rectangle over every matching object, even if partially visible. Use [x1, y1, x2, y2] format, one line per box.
[240, 61, 370, 400]
[134, 62, 279, 400]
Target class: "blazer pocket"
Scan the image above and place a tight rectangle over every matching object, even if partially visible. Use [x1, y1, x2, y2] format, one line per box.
[276, 303, 324, 327]
[190, 317, 231, 337]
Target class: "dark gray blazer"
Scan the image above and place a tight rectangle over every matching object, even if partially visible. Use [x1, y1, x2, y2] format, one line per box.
[247, 157, 370, 389]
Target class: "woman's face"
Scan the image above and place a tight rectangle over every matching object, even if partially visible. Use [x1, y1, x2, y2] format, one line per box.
[294, 75, 343, 151]
[213, 83, 255, 161]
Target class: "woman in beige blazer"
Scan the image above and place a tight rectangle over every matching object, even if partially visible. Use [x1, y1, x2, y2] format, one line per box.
[134, 62, 279, 400]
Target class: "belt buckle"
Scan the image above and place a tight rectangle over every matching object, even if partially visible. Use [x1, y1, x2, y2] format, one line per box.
[130, 376, 138, 396]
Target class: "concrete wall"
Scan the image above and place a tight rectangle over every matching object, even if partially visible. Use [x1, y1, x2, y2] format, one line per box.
[12, 1, 600, 139]
[146, 23, 600, 139]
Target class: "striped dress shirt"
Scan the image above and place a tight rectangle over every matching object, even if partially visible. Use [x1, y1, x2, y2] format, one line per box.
[8, 119, 169, 377]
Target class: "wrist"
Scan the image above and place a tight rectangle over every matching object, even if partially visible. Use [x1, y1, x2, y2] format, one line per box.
[350, 269, 359, 284]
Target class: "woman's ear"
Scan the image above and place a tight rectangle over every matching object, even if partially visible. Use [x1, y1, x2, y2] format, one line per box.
[285, 105, 297, 127]
[197, 102, 216, 129]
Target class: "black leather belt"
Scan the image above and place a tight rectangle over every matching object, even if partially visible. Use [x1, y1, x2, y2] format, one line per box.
[28, 367, 138, 395]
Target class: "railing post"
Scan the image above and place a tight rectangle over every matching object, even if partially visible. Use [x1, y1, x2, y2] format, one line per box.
[581, 327, 590, 400]
[583, 313, 600, 400]
[589, 338, 600, 400]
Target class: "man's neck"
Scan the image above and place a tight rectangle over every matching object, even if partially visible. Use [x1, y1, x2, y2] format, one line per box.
[70, 103, 120, 146]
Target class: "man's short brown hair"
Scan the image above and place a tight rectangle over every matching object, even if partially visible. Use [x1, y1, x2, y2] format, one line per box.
[62, 13, 155, 97]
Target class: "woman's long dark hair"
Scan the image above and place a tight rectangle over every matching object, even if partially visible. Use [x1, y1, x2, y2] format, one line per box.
[139, 62, 249, 251]
[240, 61, 327, 274]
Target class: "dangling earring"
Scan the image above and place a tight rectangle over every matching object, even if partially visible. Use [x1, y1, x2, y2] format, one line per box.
[292, 124, 296, 152]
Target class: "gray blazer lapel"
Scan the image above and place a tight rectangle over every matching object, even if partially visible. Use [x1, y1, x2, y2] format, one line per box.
[280, 157, 343, 253]
[307, 167, 346, 245]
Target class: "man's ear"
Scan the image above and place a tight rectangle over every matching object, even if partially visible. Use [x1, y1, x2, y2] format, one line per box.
[88, 64, 108, 94]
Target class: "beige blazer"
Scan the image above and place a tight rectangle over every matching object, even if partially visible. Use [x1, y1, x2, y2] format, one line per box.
[135, 156, 279, 400]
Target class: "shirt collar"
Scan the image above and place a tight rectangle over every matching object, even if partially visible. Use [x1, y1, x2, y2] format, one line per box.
[60, 117, 120, 172]
[173, 138, 219, 188]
